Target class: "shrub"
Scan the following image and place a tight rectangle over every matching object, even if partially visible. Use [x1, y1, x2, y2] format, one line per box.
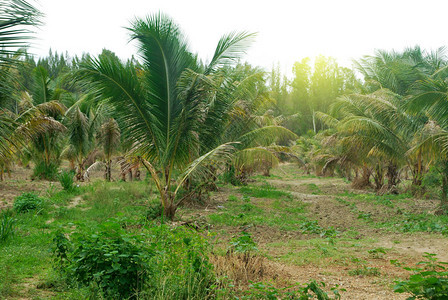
[0, 209, 15, 243]
[32, 161, 59, 180]
[228, 195, 239, 202]
[145, 200, 163, 220]
[230, 231, 258, 253]
[392, 253, 448, 299]
[58, 170, 75, 191]
[53, 222, 152, 299]
[53, 222, 215, 299]
[13, 192, 43, 213]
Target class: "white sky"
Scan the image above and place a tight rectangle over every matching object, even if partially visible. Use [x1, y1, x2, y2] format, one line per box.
[33, 0, 448, 76]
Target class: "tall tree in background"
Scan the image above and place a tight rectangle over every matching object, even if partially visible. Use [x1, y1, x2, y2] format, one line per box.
[278, 55, 359, 135]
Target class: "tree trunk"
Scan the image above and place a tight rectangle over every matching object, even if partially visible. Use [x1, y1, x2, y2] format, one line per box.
[263, 167, 271, 177]
[134, 167, 140, 181]
[161, 190, 177, 220]
[436, 160, 448, 215]
[105, 160, 112, 181]
[373, 163, 384, 191]
[386, 162, 400, 193]
[76, 164, 84, 182]
[352, 165, 372, 189]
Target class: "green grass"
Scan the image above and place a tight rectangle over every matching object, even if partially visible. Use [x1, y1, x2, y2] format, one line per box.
[239, 184, 293, 199]
[0, 180, 155, 299]
[266, 238, 352, 266]
[338, 191, 412, 207]
[208, 189, 307, 230]
[378, 213, 448, 235]
[348, 266, 381, 277]
[306, 183, 321, 194]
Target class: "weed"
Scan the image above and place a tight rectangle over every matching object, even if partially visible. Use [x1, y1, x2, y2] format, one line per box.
[228, 195, 239, 202]
[230, 231, 258, 253]
[32, 161, 59, 180]
[145, 200, 163, 220]
[368, 247, 387, 259]
[0, 210, 15, 243]
[13, 192, 43, 213]
[307, 183, 322, 194]
[53, 222, 152, 299]
[240, 184, 292, 199]
[300, 220, 323, 234]
[58, 170, 75, 191]
[386, 213, 448, 235]
[358, 211, 372, 221]
[392, 253, 448, 299]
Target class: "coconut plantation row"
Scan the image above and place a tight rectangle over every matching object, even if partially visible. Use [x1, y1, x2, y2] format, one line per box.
[2, 1, 448, 299]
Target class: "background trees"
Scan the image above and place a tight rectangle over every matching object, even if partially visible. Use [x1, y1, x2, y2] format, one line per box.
[3, 3, 448, 215]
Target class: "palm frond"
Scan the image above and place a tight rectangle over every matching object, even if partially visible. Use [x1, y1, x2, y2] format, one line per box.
[206, 31, 256, 74]
[238, 125, 298, 148]
[175, 142, 237, 194]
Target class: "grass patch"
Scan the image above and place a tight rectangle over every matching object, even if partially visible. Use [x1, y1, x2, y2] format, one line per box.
[348, 266, 381, 277]
[239, 183, 292, 199]
[379, 213, 448, 235]
[209, 194, 307, 231]
[338, 191, 412, 207]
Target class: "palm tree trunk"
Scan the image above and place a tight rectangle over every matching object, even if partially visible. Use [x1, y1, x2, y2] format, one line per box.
[386, 162, 400, 192]
[160, 189, 177, 220]
[76, 163, 84, 182]
[437, 160, 448, 215]
[373, 163, 384, 191]
[105, 159, 112, 181]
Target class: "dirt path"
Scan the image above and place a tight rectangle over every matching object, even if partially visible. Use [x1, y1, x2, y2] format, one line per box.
[259, 172, 447, 299]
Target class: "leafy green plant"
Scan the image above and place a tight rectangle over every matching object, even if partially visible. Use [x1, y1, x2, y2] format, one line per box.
[392, 253, 448, 299]
[228, 195, 239, 202]
[143, 225, 216, 299]
[229, 231, 258, 253]
[300, 220, 323, 234]
[307, 183, 321, 194]
[389, 214, 448, 235]
[53, 222, 152, 299]
[145, 200, 163, 220]
[368, 247, 387, 259]
[57, 170, 75, 191]
[358, 212, 372, 221]
[0, 209, 15, 243]
[13, 192, 43, 213]
[32, 161, 59, 180]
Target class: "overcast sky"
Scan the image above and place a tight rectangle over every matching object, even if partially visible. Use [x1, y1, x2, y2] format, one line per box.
[33, 0, 448, 75]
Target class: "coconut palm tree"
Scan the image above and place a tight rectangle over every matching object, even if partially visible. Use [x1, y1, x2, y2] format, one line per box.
[0, 0, 41, 173]
[97, 118, 120, 181]
[408, 74, 448, 209]
[77, 13, 255, 219]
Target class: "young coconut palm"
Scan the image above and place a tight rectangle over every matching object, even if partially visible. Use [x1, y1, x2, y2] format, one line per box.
[97, 118, 120, 181]
[78, 13, 254, 219]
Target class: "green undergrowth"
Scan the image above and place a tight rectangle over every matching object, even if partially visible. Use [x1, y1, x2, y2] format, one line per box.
[338, 191, 412, 207]
[379, 213, 448, 235]
[208, 192, 308, 231]
[239, 183, 293, 199]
